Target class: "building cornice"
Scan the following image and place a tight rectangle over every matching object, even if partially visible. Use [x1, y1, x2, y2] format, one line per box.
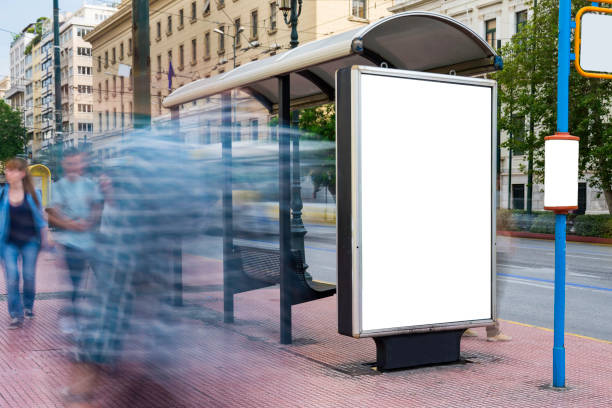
[388, 0, 437, 13]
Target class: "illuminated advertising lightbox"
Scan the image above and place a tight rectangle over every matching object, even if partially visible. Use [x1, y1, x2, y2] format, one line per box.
[336, 66, 496, 338]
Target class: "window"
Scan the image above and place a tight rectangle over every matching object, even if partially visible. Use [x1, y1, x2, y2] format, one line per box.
[218, 26, 225, 54]
[105, 110, 109, 130]
[576, 182, 587, 215]
[105, 79, 109, 99]
[179, 44, 184, 68]
[157, 54, 162, 73]
[485, 19, 496, 49]
[105, 51, 109, 67]
[77, 66, 91, 75]
[120, 42, 124, 60]
[203, 0, 210, 15]
[235, 18, 241, 47]
[250, 119, 258, 140]
[78, 85, 92, 94]
[191, 2, 197, 21]
[191, 39, 197, 63]
[121, 104, 125, 128]
[98, 113, 102, 131]
[156, 21, 162, 39]
[112, 47, 116, 63]
[97, 56, 101, 72]
[128, 38, 132, 55]
[179, 9, 184, 27]
[77, 47, 91, 56]
[204, 31, 210, 58]
[78, 122, 93, 132]
[512, 184, 525, 210]
[113, 75, 117, 96]
[158, 92, 162, 114]
[120, 77, 124, 93]
[351, 0, 366, 19]
[113, 108, 117, 129]
[98, 83, 102, 101]
[167, 15, 173, 34]
[516, 10, 528, 33]
[512, 116, 525, 155]
[270, 2, 277, 31]
[251, 10, 258, 39]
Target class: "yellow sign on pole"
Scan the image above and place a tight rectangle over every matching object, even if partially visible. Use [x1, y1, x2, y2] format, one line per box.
[28, 164, 52, 207]
[575, 5, 612, 79]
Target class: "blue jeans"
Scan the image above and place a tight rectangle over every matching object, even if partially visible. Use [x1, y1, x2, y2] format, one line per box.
[2, 242, 40, 320]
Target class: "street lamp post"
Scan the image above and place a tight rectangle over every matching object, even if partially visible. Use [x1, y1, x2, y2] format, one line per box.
[279, 0, 308, 280]
[279, 0, 303, 49]
[214, 26, 244, 69]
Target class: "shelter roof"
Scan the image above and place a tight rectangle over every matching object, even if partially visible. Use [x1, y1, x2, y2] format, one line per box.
[163, 11, 500, 110]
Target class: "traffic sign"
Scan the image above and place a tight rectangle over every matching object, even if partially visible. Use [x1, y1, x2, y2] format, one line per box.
[575, 6, 612, 79]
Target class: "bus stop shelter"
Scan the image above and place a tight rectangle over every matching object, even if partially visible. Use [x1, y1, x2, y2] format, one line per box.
[163, 11, 501, 345]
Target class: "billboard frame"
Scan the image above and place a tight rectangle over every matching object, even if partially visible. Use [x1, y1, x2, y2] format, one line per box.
[574, 6, 612, 80]
[336, 65, 497, 339]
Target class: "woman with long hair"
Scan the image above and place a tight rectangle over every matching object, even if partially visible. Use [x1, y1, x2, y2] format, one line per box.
[0, 158, 48, 329]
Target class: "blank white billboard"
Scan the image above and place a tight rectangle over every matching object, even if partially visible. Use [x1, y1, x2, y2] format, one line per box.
[579, 13, 612, 73]
[351, 68, 495, 335]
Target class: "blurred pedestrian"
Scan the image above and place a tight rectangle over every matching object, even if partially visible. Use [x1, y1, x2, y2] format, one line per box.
[46, 148, 103, 327]
[463, 322, 512, 341]
[0, 158, 49, 329]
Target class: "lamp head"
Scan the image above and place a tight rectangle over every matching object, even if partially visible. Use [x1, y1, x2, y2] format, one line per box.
[279, 0, 291, 11]
[213, 28, 224, 36]
[237, 26, 244, 34]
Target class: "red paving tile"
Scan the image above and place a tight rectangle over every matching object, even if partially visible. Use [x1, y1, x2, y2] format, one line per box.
[0, 252, 609, 407]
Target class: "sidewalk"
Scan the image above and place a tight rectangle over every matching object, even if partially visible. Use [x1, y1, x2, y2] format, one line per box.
[0, 251, 610, 407]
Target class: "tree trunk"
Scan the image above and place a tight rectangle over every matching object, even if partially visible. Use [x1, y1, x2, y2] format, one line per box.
[605, 190, 612, 215]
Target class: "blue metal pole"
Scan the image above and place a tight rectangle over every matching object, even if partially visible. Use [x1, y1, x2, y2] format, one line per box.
[553, 213, 567, 387]
[554, 0, 571, 388]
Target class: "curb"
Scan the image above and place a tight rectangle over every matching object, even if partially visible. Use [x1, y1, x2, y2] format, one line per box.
[497, 230, 612, 245]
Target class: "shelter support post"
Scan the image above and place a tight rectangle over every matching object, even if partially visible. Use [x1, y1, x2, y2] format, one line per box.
[279, 75, 293, 344]
[373, 330, 464, 371]
[222, 91, 234, 323]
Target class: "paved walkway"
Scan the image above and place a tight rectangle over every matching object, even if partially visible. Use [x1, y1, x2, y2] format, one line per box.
[0, 250, 610, 407]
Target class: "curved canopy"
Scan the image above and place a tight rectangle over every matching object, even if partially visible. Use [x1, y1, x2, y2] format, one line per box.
[163, 11, 501, 110]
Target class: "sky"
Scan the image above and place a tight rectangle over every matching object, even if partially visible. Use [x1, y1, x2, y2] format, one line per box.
[0, 0, 106, 82]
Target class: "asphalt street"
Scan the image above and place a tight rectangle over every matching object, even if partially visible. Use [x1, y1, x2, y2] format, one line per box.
[185, 226, 612, 342]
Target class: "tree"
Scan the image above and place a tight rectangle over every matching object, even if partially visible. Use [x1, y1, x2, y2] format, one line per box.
[0, 100, 27, 163]
[298, 105, 336, 199]
[496, 0, 612, 214]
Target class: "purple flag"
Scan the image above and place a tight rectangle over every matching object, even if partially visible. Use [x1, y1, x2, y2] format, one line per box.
[168, 61, 175, 90]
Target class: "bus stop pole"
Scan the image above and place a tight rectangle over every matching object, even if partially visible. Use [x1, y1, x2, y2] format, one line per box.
[170, 107, 183, 307]
[553, 0, 571, 388]
[279, 75, 292, 344]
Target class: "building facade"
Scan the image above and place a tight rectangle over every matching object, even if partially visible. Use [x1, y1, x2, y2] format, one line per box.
[85, 0, 391, 153]
[5, 26, 36, 112]
[0, 76, 11, 100]
[389, 0, 608, 214]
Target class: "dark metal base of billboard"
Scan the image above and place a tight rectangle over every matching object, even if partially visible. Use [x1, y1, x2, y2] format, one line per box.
[373, 330, 464, 371]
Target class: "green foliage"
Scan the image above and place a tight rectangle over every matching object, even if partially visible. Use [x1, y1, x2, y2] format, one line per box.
[529, 213, 556, 234]
[24, 17, 48, 56]
[0, 100, 27, 163]
[297, 105, 336, 199]
[573, 214, 612, 238]
[298, 104, 335, 141]
[494, 0, 612, 214]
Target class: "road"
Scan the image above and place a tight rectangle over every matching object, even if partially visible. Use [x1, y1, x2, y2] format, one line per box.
[184, 226, 612, 342]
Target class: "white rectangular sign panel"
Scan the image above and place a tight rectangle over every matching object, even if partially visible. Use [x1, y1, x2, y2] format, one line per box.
[579, 13, 612, 74]
[336, 66, 496, 338]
